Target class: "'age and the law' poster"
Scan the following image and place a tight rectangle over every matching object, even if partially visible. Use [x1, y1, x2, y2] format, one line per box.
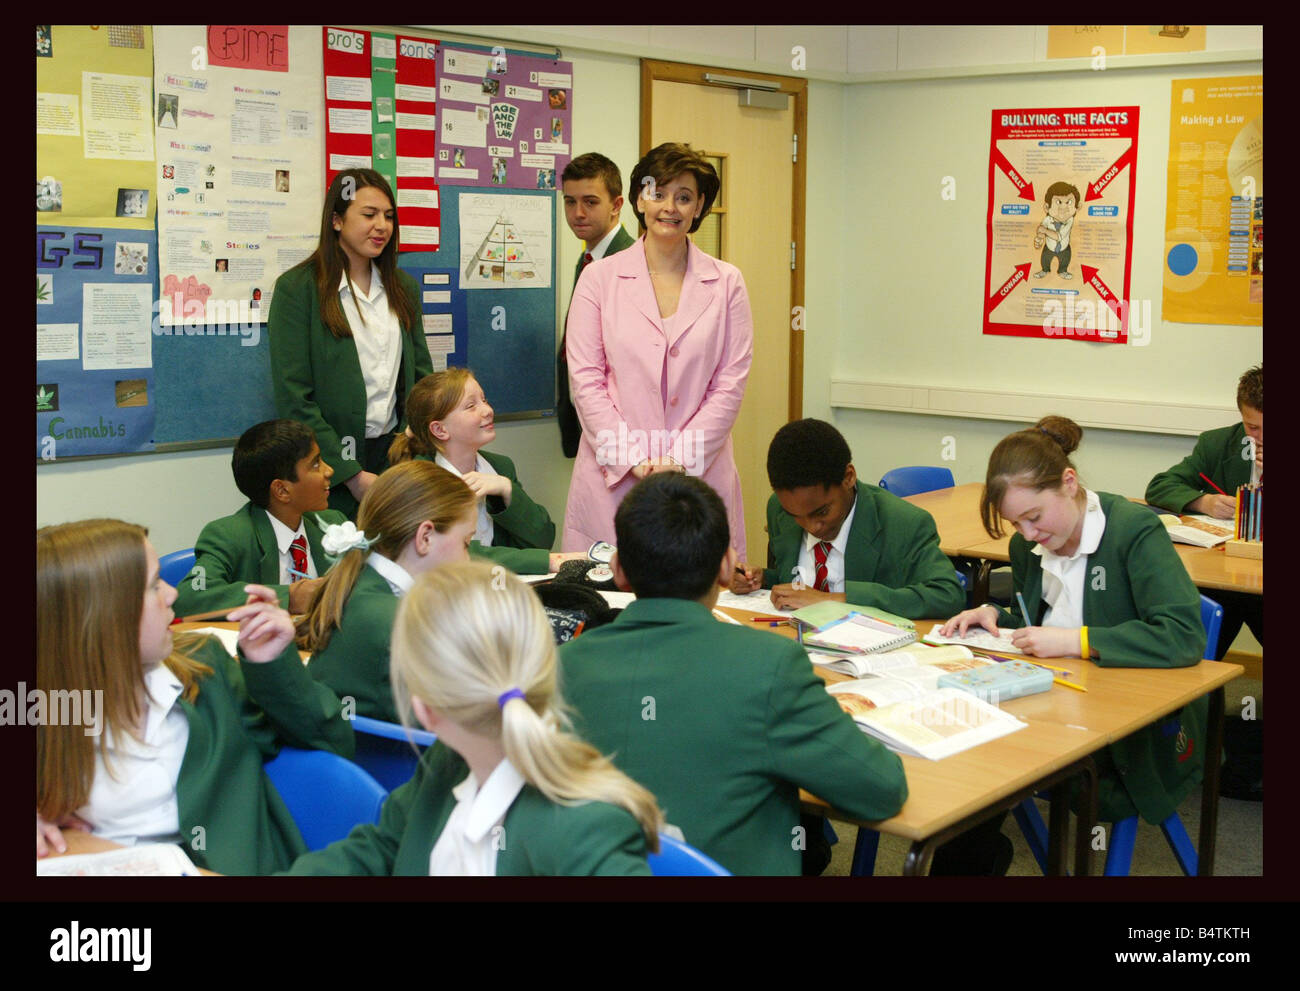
[1162, 75, 1262, 326]
[984, 106, 1139, 343]
[436, 45, 573, 190]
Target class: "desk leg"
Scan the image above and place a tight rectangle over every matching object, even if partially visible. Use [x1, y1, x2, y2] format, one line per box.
[1073, 757, 1097, 877]
[1197, 686, 1225, 877]
[902, 843, 934, 877]
[1046, 781, 1069, 875]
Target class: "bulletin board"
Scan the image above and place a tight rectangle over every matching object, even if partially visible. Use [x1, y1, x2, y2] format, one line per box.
[36, 25, 566, 460]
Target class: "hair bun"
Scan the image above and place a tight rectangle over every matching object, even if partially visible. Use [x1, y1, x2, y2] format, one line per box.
[1034, 416, 1082, 456]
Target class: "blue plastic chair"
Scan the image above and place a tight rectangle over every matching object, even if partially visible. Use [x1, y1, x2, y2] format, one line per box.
[159, 548, 197, 589]
[350, 715, 438, 792]
[647, 834, 732, 876]
[878, 466, 955, 497]
[1013, 594, 1224, 876]
[264, 747, 388, 851]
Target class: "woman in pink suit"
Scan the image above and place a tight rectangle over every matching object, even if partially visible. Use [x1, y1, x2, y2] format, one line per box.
[563, 143, 752, 557]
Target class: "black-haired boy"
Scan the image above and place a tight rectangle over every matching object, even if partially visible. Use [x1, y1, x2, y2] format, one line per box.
[559, 473, 908, 875]
[732, 418, 965, 619]
[174, 419, 347, 618]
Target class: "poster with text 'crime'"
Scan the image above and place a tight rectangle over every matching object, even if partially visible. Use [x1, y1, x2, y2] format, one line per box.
[984, 106, 1139, 343]
[435, 45, 572, 190]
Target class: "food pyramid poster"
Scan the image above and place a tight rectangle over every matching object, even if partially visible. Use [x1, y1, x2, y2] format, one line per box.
[464, 213, 539, 284]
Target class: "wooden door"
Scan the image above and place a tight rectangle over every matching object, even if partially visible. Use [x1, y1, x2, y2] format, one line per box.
[642, 61, 807, 562]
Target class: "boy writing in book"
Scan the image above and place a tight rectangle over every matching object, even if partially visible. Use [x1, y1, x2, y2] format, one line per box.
[559, 472, 908, 875]
[731, 418, 965, 619]
[174, 419, 347, 619]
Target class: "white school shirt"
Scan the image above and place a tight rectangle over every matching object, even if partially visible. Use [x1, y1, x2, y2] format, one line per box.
[428, 759, 527, 876]
[366, 551, 413, 597]
[265, 510, 319, 583]
[1035, 488, 1106, 629]
[587, 222, 622, 261]
[794, 493, 859, 594]
[435, 451, 497, 546]
[339, 264, 403, 438]
[78, 664, 189, 846]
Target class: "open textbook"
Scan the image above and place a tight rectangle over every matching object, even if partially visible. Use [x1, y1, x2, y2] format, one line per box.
[1158, 513, 1234, 548]
[809, 643, 992, 681]
[923, 626, 1025, 654]
[827, 682, 1027, 761]
[37, 842, 202, 876]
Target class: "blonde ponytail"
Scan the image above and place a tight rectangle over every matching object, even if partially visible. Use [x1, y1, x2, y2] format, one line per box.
[298, 461, 476, 651]
[391, 561, 662, 850]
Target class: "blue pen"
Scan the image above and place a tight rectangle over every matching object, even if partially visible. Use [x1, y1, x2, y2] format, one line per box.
[287, 566, 311, 581]
[1015, 591, 1031, 626]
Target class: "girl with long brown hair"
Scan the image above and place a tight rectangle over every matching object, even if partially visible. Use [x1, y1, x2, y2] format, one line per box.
[269, 168, 433, 520]
[36, 520, 353, 873]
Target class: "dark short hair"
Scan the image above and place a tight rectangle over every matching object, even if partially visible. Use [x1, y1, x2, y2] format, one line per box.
[614, 474, 729, 600]
[628, 143, 719, 234]
[1237, 364, 1263, 412]
[561, 152, 623, 201]
[1043, 181, 1081, 208]
[767, 419, 851, 491]
[232, 419, 317, 507]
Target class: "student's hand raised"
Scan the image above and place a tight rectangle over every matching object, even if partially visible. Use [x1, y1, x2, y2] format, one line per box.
[1010, 625, 1085, 658]
[230, 585, 297, 664]
[287, 576, 325, 615]
[730, 563, 763, 595]
[769, 584, 845, 611]
[937, 605, 1001, 638]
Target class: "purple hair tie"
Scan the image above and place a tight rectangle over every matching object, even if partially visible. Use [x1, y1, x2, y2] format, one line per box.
[497, 687, 525, 708]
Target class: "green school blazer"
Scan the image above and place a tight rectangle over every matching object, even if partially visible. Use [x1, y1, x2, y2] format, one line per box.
[411, 449, 556, 571]
[283, 742, 652, 876]
[173, 635, 354, 874]
[559, 597, 909, 875]
[763, 482, 966, 620]
[994, 492, 1207, 824]
[174, 504, 348, 617]
[1145, 423, 1253, 513]
[307, 565, 402, 723]
[268, 264, 435, 489]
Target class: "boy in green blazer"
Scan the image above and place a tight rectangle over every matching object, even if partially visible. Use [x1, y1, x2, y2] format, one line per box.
[559, 473, 909, 876]
[1145, 364, 1263, 659]
[175, 420, 348, 618]
[732, 418, 965, 620]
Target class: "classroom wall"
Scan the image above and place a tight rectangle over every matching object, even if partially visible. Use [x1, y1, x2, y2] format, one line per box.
[831, 58, 1263, 497]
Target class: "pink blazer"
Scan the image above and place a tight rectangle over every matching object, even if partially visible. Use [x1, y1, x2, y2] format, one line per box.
[562, 238, 753, 557]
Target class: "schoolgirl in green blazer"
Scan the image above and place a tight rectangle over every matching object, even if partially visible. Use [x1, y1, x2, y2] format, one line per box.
[269, 169, 434, 520]
[941, 417, 1206, 823]
[303, 460, 478, 723]
[288, 561, 661, 876]
[388, 368, 586, 575]
[37, 520, 354, 874]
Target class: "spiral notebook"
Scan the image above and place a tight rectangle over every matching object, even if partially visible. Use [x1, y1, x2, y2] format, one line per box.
[802, 613, 917, 655]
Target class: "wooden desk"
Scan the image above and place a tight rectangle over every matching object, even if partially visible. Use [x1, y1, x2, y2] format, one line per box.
[906, 484, 1263, 599]
[718, 607, 1102, 875]
[719, 608, 1240, 876]
[901, 483, 994, 555]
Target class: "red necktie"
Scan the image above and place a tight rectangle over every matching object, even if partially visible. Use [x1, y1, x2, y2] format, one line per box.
[581, 251, 593, 271]
[813, 540, 831, 592]
[289, 534, 308, 582]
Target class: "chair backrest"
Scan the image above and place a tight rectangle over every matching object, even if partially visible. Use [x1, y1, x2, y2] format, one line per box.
[349, 715, 438, 792]
[1199, 594, 1224, 661]
[878, 466, 955, 497]
[158, 548, 197, 589]
[646, 834, 731, 876]
[264, 747, 388, 851]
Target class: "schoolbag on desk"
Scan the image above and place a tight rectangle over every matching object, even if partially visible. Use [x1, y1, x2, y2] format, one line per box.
[531, 579, 618, 644]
